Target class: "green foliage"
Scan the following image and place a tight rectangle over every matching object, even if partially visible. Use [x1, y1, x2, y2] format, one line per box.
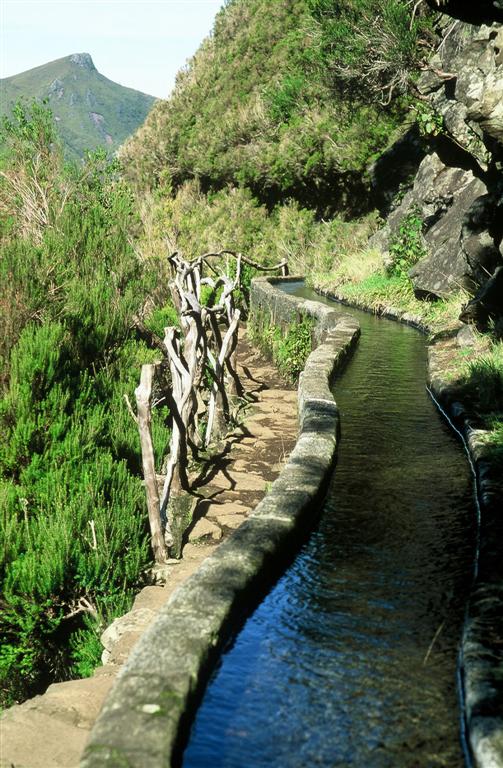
[465, 345, 503, 416]
[388, 206, 427, 279]
[275, 315, 314, 381]
[200, 283, 224, 309]
[249, 309, 314, 383]
[146, 178, 380, 282]
[144, 304, 180, 337]
[120, 0, 423, 214]
[0, 103, 168, 707]
[1, 100, 57, 164]
[460, 342, 503, 469]
[311, 254, 469, 336]
[267, 73, 306, 123]
[69, 620, 104, 679]
[307, 0, 435, 103]
[415, 102, 444, 137]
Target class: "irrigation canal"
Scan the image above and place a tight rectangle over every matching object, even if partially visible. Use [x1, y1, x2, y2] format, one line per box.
[182, 283, 478, 768]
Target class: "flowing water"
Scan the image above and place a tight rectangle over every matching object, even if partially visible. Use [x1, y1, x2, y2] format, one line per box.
[182, 284, 477, 768]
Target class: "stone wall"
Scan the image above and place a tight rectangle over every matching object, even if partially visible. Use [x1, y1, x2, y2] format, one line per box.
[80, 278, 360, 768]
[429, 350, 503, 768]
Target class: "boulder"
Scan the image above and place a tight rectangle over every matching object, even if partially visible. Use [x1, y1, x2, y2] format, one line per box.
[100, 607, 157, 664]
[460, 193, 503, 282]
[457, 26, 503, 146]
[368, 152, 476, 257]
[370, 17, 503, 304]
[425, 22, 503, 162]
[373, 151, 489, 298]
[409, 178, 496, 299]
[459, 265, 503, 328]
[368, 124, 425, 215]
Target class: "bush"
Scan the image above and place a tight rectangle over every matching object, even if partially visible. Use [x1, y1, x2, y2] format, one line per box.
[0, 103, 169, 706]
[307, 0, 435, 103]
[387, 206, 427, 279]
[249, 309, 314, 383]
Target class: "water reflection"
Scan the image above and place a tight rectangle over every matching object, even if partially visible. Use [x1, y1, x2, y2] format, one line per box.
[183, 286, 476, 768]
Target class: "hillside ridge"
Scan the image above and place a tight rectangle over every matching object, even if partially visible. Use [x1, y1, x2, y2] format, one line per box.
[1, 53, 156, 159]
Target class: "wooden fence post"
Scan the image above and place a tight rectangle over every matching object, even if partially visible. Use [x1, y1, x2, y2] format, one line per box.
[134, 364, 170, 563]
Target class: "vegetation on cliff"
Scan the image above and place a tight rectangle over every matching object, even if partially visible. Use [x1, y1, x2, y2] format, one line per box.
[121, 0, 434, 214]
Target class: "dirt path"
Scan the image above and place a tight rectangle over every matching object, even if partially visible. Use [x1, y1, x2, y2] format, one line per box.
[0, 330, 298, 768]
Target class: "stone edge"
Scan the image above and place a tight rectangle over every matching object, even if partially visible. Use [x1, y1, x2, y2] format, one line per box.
[316, 284, 503, 768]
[80, 277, 360, 768]
[428, 355, 503, 768]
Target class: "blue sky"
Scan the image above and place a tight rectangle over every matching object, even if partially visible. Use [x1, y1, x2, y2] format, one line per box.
[1, 1, 223, 99]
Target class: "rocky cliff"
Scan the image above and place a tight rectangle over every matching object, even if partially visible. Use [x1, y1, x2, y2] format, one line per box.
[372, 3, 503, 327]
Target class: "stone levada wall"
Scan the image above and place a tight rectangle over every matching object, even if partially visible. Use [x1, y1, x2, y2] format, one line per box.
[80, 277, 360, 768]
[428, 355, 503, 768]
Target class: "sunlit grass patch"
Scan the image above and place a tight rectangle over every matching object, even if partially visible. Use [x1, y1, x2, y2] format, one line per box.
[311, 254, 469, 336]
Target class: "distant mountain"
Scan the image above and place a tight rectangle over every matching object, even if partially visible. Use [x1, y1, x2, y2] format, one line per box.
[0, 53, 156, 159]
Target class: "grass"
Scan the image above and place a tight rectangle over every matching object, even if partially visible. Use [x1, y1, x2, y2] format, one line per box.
[248, 308, 314, 384]
[312, 256, 469, 336]
[311, 251, 503, 472]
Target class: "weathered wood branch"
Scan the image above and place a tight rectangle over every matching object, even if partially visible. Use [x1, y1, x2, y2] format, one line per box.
[135, 364, 170, 562]
[192, 249, 289, 276]
[135, 247, 284, 560]
[205, 309, 241, 446]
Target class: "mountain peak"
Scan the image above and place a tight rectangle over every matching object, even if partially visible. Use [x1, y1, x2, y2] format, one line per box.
[69, 53, 95, 71]
[1, 52, 155, 160]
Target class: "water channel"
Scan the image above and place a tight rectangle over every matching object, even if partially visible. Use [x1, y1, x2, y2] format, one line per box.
[182, 284, 478, 768]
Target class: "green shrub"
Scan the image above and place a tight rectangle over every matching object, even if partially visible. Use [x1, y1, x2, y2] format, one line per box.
[144, 303, 179, 336]
[388, 206, 427, 279]
[249, 309, 314, 382]
[0, 104, 169, 706]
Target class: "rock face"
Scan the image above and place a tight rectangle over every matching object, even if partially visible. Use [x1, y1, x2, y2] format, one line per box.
[459, 265, 503, 328]
[373, 16, 503, 307]
[368, 125, 426, 215]
[69, 52, 96, 70]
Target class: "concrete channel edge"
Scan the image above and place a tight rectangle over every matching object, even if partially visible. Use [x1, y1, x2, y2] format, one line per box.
[80, 276, 360, 768]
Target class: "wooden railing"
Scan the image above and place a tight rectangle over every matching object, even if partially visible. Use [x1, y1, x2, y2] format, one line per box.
[127, 251, 288, 564]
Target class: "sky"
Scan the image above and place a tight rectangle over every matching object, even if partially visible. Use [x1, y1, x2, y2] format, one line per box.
[1, 0, 224, 99]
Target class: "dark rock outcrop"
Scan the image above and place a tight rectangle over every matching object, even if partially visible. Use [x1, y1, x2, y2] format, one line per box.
[459, 265, 503, 328]
[368, 125, 426, 216]
[370, 16, 503, 303]
[424, 0, 503, 25]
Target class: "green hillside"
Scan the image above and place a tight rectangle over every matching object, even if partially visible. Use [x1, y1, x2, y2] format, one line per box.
[119, 0, 435, 273]
[0, 53, 156, 159]
[121, 0, 431, 215]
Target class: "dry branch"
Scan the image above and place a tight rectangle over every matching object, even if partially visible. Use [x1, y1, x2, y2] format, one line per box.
[135, 364, 170, 563]
[133, 246, 288, 560]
